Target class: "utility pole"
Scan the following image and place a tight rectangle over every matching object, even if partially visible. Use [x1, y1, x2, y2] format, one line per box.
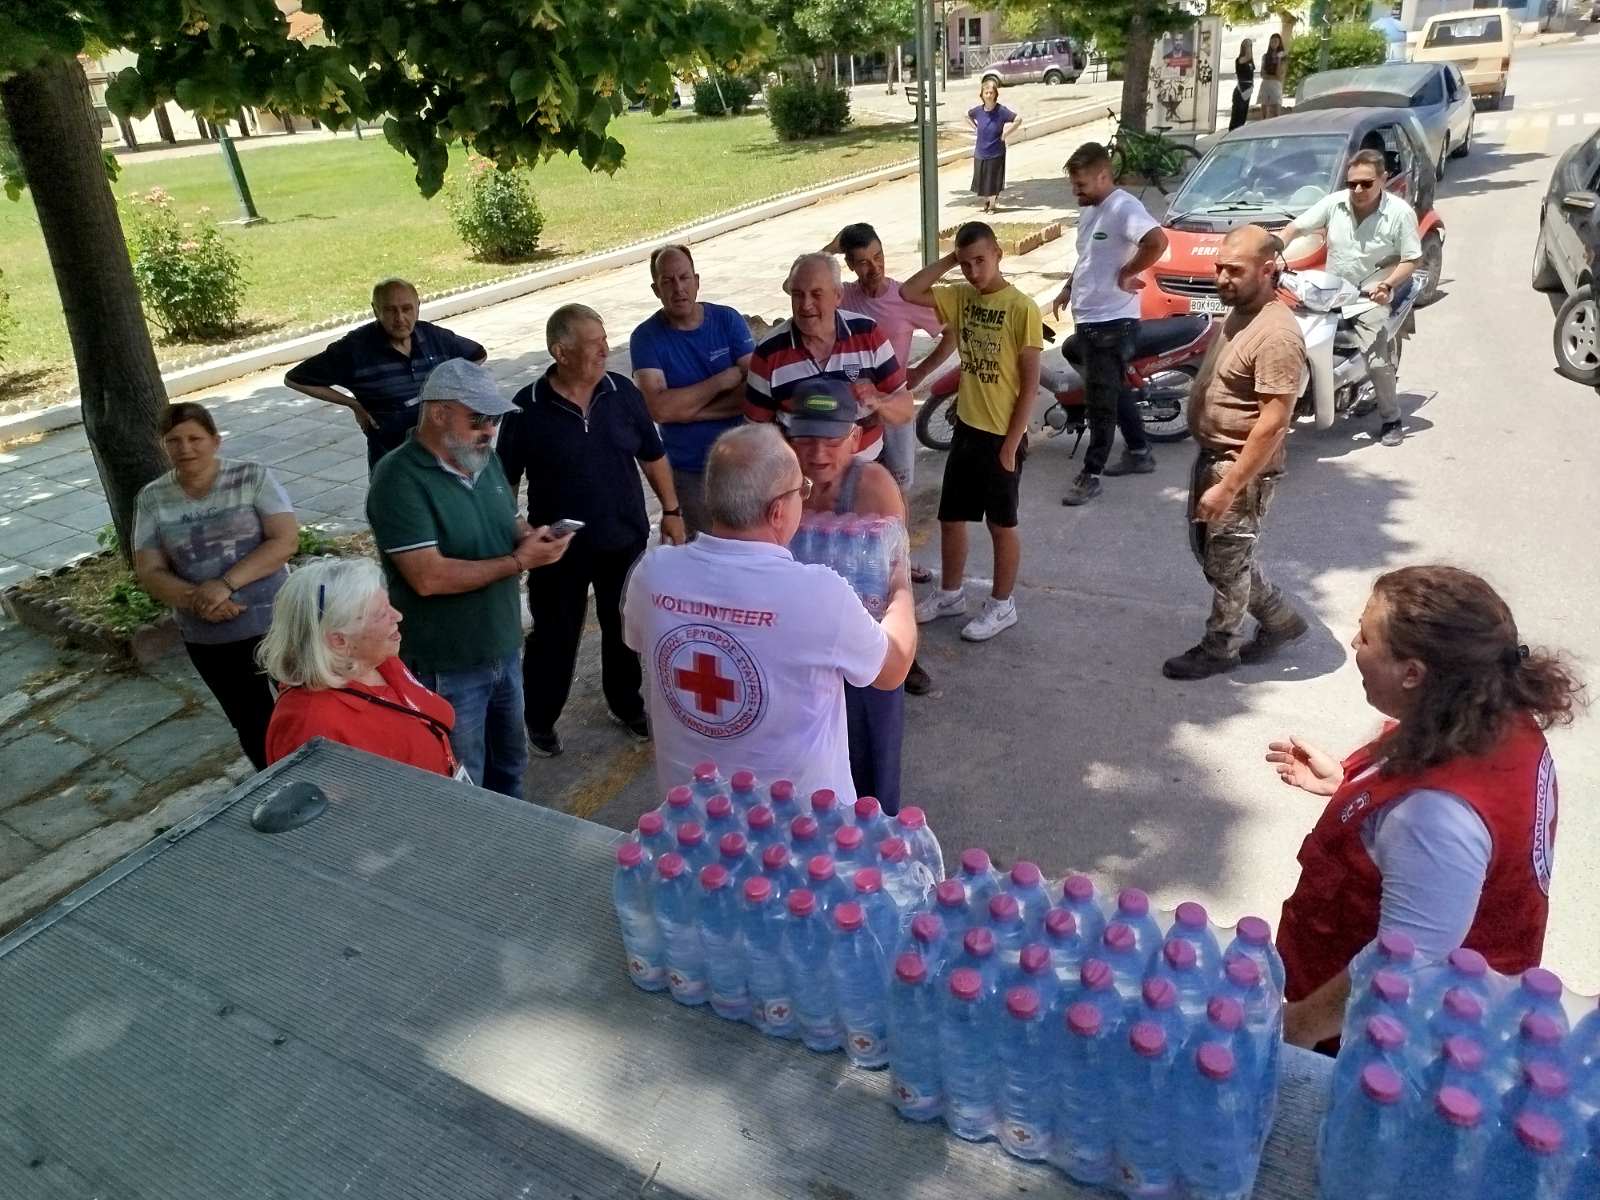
[915, 0, 941, 264]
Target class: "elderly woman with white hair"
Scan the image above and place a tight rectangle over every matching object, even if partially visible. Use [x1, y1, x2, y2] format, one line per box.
[259, 557, 461, 777]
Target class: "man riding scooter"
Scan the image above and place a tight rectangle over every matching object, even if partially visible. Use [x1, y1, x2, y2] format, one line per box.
[1274, 148, 1421, 447]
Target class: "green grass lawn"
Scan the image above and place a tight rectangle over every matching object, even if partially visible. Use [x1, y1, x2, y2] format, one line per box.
[0, 109, 925, 403]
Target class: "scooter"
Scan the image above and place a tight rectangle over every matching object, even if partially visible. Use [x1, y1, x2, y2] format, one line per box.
[1280, 265, 1428, 430]
[914, 314, 1218, 453]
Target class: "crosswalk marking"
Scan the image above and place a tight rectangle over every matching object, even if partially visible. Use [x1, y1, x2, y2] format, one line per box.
[1586, 113, 1600, 125]
[1505, 116, 1527, 131]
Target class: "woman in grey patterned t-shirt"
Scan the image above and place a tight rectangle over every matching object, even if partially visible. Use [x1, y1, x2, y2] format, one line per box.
[133, 402, 299, 769]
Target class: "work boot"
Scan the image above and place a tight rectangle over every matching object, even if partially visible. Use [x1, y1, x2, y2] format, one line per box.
[1102, 450, 1156, 477]
[1061, 472, 1103, 506]
[1379, 420, 1404, 447]
[905, 659, 933, 696]
[1162, 643, 1240, 680]
[1239, 612, 1311, 664]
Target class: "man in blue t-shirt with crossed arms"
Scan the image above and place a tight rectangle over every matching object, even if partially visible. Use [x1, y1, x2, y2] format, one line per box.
[629, 244, 757, 536]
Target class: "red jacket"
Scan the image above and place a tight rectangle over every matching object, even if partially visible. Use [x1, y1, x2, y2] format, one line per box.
[266, 656, 458, 778]
[1277, 717, 1556, 1003]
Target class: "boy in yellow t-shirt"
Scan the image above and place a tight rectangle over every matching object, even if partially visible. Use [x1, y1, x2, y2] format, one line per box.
[900, 222, 1043, 643]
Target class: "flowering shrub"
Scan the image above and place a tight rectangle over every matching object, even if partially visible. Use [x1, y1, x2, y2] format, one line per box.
[447, 157, 545, 262]
[127, 188, 246, 340]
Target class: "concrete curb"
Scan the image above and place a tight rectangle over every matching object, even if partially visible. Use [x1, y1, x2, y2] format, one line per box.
[0, 98, 1115, 444]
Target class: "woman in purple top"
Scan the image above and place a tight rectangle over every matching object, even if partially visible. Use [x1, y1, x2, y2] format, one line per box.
[133, 402, 299, 769]
[966, 79, 1023, 213]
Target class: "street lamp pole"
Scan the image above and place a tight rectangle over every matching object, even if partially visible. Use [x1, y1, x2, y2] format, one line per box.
[916, 0, 941, 265]
[215, 127, 265, 226]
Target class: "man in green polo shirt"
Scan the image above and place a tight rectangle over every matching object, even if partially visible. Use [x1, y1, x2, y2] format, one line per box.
[366, 358, 571, 797]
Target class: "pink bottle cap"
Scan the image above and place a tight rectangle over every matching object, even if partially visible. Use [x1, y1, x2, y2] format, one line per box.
[1130, 1021, 1166, 1057]
[666, 786, 694, 811]
[637, 811, 665, 836]
[1142, 978, 1177, 1010]
[1522, 1061, 1569, 1098]
[1020, 945, 1051, 976]
[1375, 929, 1416, 961]
[1206, 996, 1244, 1032]
[1010, 861, 1043, 887]
[835, 826, 864, 853]
[1225, 956, 1262, 989]
[1436, 1086, 1482, 1128]
[676, 822, 705, 847]
[895, 806, 927, 831]
[960, 848, 992, 875]
[963, 928, 995, 958]
[810, 788, 838, 815]
[988, 894, 1021, 923]
[1163, 939, 1198, 970]
[1198, 1043, 1236, 1081]
[1080, 958, 1113, 991]
[1441, 1035, 1485, 1072]
[786, 888, 817, 917]
[895, 952, 927, 984]
[730, 769, 757, 792]
[1062, 874, 1096, 903]
[1175, 901, 1209, 929]
[719, 832, 749, 859]
[1045, 908, 1077, 939]
[693, 761, 718, 783]
[1118, 888, 1151, 917]
[1006, 987, 1040, 1020]
[790, 815, 820, 843]
[699, 864, 729, 890]
[705, 794, 733, 820]
[936, 880, 967, 910]
[911, 914, 943, 945]
[806, 855, 836, 882]
[1447, 947, 1488, 977]
[770, 779, 796, 804]
[656, 852, 686, 879]
[950, 968, 983, 1001]
[1513, 1113, 1564, 1155]
[1102, 922, 1136, 953]
[748, 805, 775, 832]
[1067, 1002, 1102, 1036]
[743, 876, 772, 903]
[853, 868, 883, 894]
[1521, 967, 1563, 999]
[617, 842, 645, 867]
[834, 901, 865, 931]
[1366, 1014, 1406, 1051]
[854, 796, 882, 822]
[1359, 1063, 1404, 1104]
[878, 837, 909, 863]
[760, 844, 790, 871]
[1442, 988, 1484, 1023]
[1235, 915, 1271, 945]
[1372, 969, 1410, 1004]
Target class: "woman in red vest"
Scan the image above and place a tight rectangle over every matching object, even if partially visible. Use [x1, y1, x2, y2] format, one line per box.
[1267, 565, 1583, 1049]
[259, 557, 461, 779]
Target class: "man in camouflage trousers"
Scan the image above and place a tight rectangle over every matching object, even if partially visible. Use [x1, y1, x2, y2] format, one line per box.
[1164, 225, 1309, 681]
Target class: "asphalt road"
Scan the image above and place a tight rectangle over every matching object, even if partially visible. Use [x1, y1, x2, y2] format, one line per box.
[580, 34, 1600, 993]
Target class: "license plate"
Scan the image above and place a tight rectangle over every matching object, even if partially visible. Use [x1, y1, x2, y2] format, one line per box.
[1188, 296, 1226, 315]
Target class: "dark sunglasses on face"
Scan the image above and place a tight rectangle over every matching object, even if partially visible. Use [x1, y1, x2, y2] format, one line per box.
[1346, 177, 1379, 191]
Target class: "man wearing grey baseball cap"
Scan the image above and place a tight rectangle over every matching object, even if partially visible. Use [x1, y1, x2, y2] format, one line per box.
[366, 358, 572, 797]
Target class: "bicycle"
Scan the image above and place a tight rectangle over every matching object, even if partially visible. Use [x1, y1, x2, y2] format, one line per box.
[1102, 107, 1202, 194]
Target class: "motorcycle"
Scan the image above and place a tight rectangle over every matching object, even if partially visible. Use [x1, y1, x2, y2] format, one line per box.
[1280, 265, 1428, 429]
[914, 314, 1218, 453]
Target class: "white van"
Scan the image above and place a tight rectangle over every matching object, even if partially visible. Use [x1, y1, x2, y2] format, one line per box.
[1412, 8, 1515, 110]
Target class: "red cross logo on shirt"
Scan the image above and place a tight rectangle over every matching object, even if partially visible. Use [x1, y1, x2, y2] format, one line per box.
[674, 652, 737, 716]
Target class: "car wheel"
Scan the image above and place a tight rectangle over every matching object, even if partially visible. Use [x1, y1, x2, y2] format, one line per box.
[1043, 69, 1065, 85]
[1416, 230, 1444, 307]
[1553, 285, 1600, 385]
[1453, 114, 1472, 157]
[1531, 223, 1563, 292]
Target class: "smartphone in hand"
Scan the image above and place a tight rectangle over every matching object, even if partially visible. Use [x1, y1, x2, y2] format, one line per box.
[548, 518, 586, 538]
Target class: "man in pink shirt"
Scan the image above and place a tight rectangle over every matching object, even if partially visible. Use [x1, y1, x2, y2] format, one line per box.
[826, 221, 955, 696]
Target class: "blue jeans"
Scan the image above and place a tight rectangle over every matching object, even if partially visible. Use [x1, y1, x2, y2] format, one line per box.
[414, 652, 527, 799]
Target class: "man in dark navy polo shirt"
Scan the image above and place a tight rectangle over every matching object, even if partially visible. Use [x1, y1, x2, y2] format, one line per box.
[285, 277, 487, 473]
[498, 303, 685, 758]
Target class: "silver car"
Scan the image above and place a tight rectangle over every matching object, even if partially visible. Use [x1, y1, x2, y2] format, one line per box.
[1295, 62, 1475, 181]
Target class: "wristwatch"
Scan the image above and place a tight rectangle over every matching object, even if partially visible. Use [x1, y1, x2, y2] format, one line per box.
[661, 508, 683, 518]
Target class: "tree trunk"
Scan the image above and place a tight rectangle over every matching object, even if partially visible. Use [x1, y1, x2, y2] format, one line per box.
[0, 59, 168, 562]
[1119, 9, 1157, 132]
[153, 102, 176, 144]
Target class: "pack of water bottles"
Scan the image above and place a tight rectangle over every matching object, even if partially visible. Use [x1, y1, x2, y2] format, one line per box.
[1319, 934, 1600, 1200]
[612, 761, 1289, 1199]
[789, 512, 909, 620]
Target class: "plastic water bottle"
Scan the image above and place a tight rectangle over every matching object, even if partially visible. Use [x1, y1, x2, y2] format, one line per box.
[935, 878, 974, 940]
[1348, 929, 1420, 1000]
[940, 966, 1000, 1141]
[741, 876, 797, 1039]
[1420, 1034, 1495, 1113]
[1179, 1043, 1257, 1200]
[1114, 889, 1165, 968]
[1220, 956, 1283, 1135]
[1181, 996, 1261, 1145]
[1331, 1015, 1412, 1109]
[998, 985, 1056, 1161]
[1341, 969, 1415, 1049]
[745, 804, 784, 854]
[1114, 1021, 1179, 1198]
[805, 855, 851, 915]
[783, 889, 842, 1052]
[653, 852, 707, 1006]
[1317, 1063, 1408, 1200]
[897, 912, 951, 984]
[955, 927, 1001, 997]
[957, 848, 1002, 908]
[758, 842, 802, 904]
[1489, 968, 1570, 1049]
[1480, 1113, 1579, 1200]
[788, 814, 824, 868]
[876, 837, 928, 916]
[1571, 999, 1600, 1112]
[698, 865, 751, 1022]
[1415, 947, 1494, 1024]
[855, 520, 892, 618]
[768, 778, 800, 828]
[1398, 1086, 1491, 1192]
[728, 769, 761, 817]
[1146, 938, 1211, 1024]
[1060, 874, 1107, 949]
[851, 867, 900, 965]
[690, 760, 726, 805]
[790, 514, 819, 565]
[986, 893, 1028, 968]
[1491, 1014, 1572, 1098]
[1503, 1062, 1585, 1151]
[853, 795, 891, 847]
[1003, 862, 1053, 934]
[1223, 915, 1286, 995]
[809, 788, 849, 839]
[1002, 944, 1061, 1016]
[717, 831, 756, 889]
[703, 794, 742, 845]
[1044, 908, 1088, 990]
[1564, 1113, 1600, 1200]
[1052, 1001, 1119, 1185]
[660, 784, 701, 832]
[832, 825, 869, 883]
[1073, 957, 1128, 1036]
[895, 805, 945, 880]
[1137, 978, 1187, 1053]
[888, 951, 945, 1122]
[613, 842, 666, 992]
[634, 810, 675, 861]
[1429, 987, 1488, 1053]
[831, 901, 890, 1068]
[1101, 922, 1149, 1014]
[674, 821, 719, 875]
[1167, 902, 1224, 982]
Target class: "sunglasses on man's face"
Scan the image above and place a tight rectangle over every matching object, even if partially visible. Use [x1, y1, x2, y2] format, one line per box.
[452, 403, 503, 429]
[1346, 177, 1380, 191]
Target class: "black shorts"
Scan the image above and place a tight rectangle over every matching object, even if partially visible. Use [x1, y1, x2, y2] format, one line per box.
[937, 418, 1027, 527]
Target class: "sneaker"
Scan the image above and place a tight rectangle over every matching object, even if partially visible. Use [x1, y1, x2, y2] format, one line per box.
[961, 596, 1018, 642]
[916, 588, 968, 624]
[1102, 450, 1156, 477]
[610, 710, 650, 740]
[1239, 612, 1311, 664]
[905, 659, 933, 696]
[1379, 421, 1404, 447]
[1061, 472, 1103, 506]
[528, 727, 564, 757]
[1161, 644, 1239, 680]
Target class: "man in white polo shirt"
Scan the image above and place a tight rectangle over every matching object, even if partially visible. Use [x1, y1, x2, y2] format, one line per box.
[623, 423, 917, 802]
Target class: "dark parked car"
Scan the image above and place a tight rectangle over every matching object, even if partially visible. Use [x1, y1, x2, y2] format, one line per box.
[1295, 62, 1475, 181]
[981, 38, 1086, 87]
[1532, 129, 1600, 385]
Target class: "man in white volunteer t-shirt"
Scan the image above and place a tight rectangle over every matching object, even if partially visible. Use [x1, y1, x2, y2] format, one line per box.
[1051, 141, 1170, 508]
[623, 423, 917, 803]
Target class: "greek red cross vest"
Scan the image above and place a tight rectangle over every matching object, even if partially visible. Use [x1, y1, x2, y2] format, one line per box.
[1276, 717, 1557, 1003]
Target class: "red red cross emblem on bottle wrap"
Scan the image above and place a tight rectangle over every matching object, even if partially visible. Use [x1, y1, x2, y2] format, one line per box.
[655, 624, 766, 739]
